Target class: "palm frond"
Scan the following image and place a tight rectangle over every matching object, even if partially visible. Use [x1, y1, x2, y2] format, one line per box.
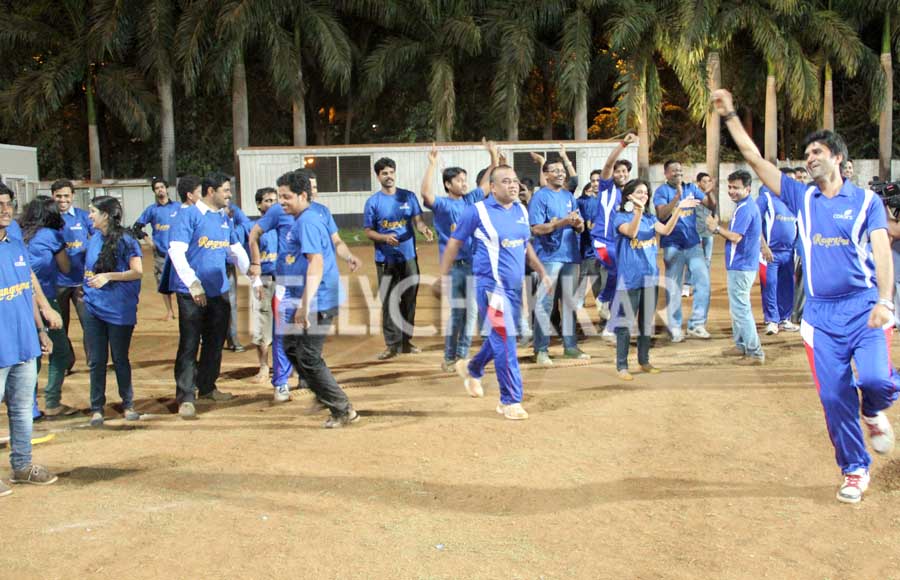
[362, 37, 426, 94]
[428, 55, 456, 139]
[438, 15, 483, 56]
[94, 65, 158, 138]
[174, 0, 217, 93]
[298, 2, 353, 92]
[557, 7, 592, 114]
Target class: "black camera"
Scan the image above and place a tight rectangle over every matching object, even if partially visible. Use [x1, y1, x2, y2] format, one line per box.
[870, 180, 900, 218]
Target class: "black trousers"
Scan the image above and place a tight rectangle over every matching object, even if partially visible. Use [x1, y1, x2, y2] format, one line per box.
[174, 293, 230, 403]
[57, 285, 91, 363]
[282, 308, 351, 417]
[376, 258, 419, 349]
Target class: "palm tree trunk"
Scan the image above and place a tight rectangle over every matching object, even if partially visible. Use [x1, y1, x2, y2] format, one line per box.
[705, 50, 721, 186]
[292, 26, 307, 146]
[86, 77, 102, 182]
[880, 12, 893, 180]
[158, 71, 176, 184]
[638, 93, 650, 181]
[574, 91, 588, 140]
[823, 61, 834, 131]
[741, 108, 753, 137]
[507, 109, 519, 141]
[764, 59, 777, 163]
[232, 58, 249, 200]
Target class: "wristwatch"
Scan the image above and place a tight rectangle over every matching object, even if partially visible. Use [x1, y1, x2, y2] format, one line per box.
[877, 298, 895, 311]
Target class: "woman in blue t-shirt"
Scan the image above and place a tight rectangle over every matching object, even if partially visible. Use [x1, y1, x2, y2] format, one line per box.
[18, 196, 75, 416]
[83, 196, 143, 427]
[612, 179, 699, 380]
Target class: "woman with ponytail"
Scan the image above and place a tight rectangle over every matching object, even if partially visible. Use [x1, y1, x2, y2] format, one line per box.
[83, 196, 143, 427]
[18, 196, 75, 416]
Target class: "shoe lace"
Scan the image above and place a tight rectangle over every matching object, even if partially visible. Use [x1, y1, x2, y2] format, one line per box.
[843, 474, 864, 489]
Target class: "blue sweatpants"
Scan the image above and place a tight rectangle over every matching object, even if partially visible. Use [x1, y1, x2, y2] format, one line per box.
[759, 249, 794, 324]
[271, 287, 292, 388]
[801, 292, 900, 474]
[593, 240, 617, 303]
[468, 285, 523, 405]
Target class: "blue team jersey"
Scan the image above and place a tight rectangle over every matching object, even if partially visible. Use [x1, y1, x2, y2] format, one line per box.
[0, 236, 41, 367]
[589, 178, 621, 243]
[58, 207, 93, 287]
[364, 189, 423, 263]
[169, 203, 239, 298]
[137, 201, 180, 256]
[577, 193, 600, 260]
[529, 186, 580, 263]
[309, 201, 339, 237]
[725, 195, 761, 271]
[247, 217, 278, 276]
[778, 173, 887, 300]
[282, 208, 342, 316]
[452, 197, 531, 291]
[653, 182, 705, 249]
[256, 202, 297, 277]
[83, 233, 142, 326]
[758, 186, 797, 252]
[427, 188, 483, 261]
[25, 227, 65, 298]
[6, 220, 22, 240]
[613, 211, 660, 290]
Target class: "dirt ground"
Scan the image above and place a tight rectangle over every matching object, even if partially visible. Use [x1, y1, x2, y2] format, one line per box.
[3, 243, 900, 580]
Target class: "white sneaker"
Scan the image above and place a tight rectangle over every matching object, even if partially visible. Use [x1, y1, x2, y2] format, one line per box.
[601, 328, 616, 342]
[670, 330, 684, 343]
[686, 326, 710, 339]
[765, 322, 779, 335]
[535, 351, 553, 366]
[596, 300, 611, 321]
[454, 359, 483, 398]
[681, 285, 691, 297]
[836, 469, 870, 504]
[780, 320, 800, 332]
[863, 411, 895, 454]
[273, 384, 292, 403]
[496, 402, 529, 420]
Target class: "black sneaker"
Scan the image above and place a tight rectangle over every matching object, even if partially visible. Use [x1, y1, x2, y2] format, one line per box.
[401, 343, 421, 354]
[323, 409, 360, 429]
[376, 348, 399, 361]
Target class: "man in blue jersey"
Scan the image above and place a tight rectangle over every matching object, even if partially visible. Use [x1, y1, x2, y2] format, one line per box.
[364, 157, 434, 361]
[589, 133, 637, 336]
[530, 158, 587, 365]
[441, 165, 550, 420]
[276, 170, 358, 428]
[706, 170, 764, 364]
[52, 179, 93, 370]
[715, 89, 899, 504]
[168, 171, 252, 419]
[420, 141, 496, 372]
[758, 168, 799, 335]
[134, 177, 180, 320]
[247, 187, 279, 384]
[654, 161, 716, 342]
[0, 183, 57, 496]
[248, 169, 361, 402]
[682, 172, 718, 301]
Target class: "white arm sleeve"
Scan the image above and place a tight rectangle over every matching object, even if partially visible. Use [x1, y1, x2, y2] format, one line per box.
[168, 241, 199, 289]
[228, 243, 251, 275]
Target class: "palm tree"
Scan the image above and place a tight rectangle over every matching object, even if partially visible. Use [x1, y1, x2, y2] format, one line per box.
[0, 0, 156, 181]
[92, 0, 180, 183]
[362, 0, 482, 141]
[867, 1, 900, 179]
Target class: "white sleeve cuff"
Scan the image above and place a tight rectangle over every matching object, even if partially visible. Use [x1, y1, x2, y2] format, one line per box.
[167, 241, 199, 290]
[229, 243, 251, 275]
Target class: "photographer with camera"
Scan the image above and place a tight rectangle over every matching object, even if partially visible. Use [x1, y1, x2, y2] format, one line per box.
[872, 179, 900, 325]
[133, 178, 179, 321]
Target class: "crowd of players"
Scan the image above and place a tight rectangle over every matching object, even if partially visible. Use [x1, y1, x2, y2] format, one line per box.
[0, 88, 897, 504]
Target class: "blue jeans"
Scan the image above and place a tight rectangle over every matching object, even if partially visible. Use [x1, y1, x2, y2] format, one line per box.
[82, 309, 136, 413]
[684, 235, 714, 286]
[444, 261, 476, 361]
[727, 270, 763, 358]
[533, 261, 579, 353]
[663, 244, 710, 332]
[1, 358, 37, 471]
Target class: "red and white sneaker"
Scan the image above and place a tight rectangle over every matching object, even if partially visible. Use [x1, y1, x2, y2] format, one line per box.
[863, 411, 895, 455]
[454, 359, 483, 398]
[837, 470, 870, 504]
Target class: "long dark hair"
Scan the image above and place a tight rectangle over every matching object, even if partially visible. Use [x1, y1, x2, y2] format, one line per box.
[18, 195, 64, 243]
[91, 196, 131, 273]
[618, 179, 652, 212]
